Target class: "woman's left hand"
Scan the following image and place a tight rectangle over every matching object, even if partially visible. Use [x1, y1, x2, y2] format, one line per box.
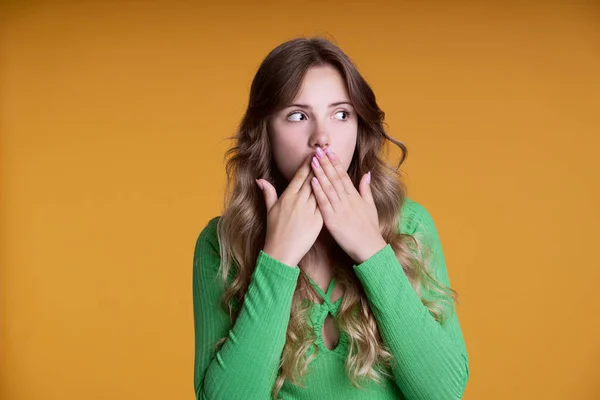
[310, 146, 388, 264]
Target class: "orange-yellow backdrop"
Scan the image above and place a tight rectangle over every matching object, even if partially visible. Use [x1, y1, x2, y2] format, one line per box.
[1, 1, 599, 399]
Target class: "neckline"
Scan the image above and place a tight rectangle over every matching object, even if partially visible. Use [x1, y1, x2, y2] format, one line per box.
[302, 271, 339, 307]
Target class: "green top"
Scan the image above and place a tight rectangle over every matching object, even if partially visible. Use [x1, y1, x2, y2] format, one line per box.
[192, 198, 469, 399]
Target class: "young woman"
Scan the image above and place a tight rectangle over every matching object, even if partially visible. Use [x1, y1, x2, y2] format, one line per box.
[192, 37, 469, 400]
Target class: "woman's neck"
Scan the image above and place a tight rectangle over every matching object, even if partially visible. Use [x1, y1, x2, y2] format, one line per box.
[299, 226, 336, 278]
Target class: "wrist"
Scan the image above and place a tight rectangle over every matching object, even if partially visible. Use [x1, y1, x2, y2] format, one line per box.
[354, 238, 388, 264]
[262, 246, 298, 268]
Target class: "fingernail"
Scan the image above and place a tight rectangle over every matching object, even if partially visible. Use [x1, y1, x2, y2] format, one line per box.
[367, 171, 371, 184]
[316, 147, 325, 159]
[255, 179, 263, 190]
[312, 156, 321, 169]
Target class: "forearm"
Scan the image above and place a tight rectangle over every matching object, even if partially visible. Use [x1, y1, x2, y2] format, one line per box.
[196, 250, 300, 399]
[353, 244, 469, 400]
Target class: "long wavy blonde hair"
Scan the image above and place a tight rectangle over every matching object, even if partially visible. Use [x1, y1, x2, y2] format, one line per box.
[213, 36, 458, 399]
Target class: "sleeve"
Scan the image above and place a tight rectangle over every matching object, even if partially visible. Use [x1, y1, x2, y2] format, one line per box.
[192, 218, 301, 400]
[352, 204, 470, 400]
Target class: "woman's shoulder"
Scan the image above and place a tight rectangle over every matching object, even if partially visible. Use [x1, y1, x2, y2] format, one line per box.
[203, 216, 221, 233]
[399, 197, 436, 236]
[195, 216, 222, 254]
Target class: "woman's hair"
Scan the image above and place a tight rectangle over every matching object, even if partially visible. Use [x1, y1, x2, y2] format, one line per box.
[213, 36, 458, 399]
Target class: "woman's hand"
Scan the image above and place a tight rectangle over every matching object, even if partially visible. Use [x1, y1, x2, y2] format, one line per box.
[256, 153, 323, 268]
[310, 146, 387, 264]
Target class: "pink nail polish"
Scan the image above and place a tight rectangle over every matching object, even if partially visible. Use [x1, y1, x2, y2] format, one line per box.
[316, 147, 325, 159]
[324, 147, 335, 159]
[312, 156, 321, 168]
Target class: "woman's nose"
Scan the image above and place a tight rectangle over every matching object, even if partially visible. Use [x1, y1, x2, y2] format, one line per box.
[310, 123, 330, 149]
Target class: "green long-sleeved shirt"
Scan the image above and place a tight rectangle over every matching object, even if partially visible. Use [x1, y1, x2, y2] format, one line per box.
[192, 197, 469, 399]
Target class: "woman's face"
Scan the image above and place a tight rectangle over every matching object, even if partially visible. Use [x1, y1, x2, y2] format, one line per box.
[268, 64, 358, 182]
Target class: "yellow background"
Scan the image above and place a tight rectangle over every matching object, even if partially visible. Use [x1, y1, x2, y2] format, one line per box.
[1, 1, 599, 399]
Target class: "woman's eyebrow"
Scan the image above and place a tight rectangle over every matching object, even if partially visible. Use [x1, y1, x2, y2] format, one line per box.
[286, 101, 353, 109]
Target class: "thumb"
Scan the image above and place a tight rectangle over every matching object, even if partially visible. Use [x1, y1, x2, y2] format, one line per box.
[256, 179, 278, 212]
[359, 172, 375, 207]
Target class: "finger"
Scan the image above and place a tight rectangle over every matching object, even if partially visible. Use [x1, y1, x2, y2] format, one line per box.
[310, 175, 333, 215]
[314, 149, 345, 201]
[298, 169, 316, 199]
[324, 147, 355, 194]
[308, 192, 318, 212]
[311, 155, 340, 206]
[288, 154, 314, 194]
[359, 172, 375, 207]
[256, 179, 278, 212]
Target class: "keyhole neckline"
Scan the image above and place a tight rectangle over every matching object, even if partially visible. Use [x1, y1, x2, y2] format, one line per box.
[301, 271, 348, 356]
[301, 271, 340, 309]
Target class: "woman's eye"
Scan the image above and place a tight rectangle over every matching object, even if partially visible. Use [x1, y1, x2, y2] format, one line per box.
[288, 112, 306, 122]
[334, 111, 350, 121]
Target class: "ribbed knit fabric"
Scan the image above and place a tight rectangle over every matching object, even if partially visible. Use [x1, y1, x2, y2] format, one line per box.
[192, 197, 469, 399]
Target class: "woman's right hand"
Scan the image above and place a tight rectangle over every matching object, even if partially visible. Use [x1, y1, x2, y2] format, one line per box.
[256, 153, 323, 268]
